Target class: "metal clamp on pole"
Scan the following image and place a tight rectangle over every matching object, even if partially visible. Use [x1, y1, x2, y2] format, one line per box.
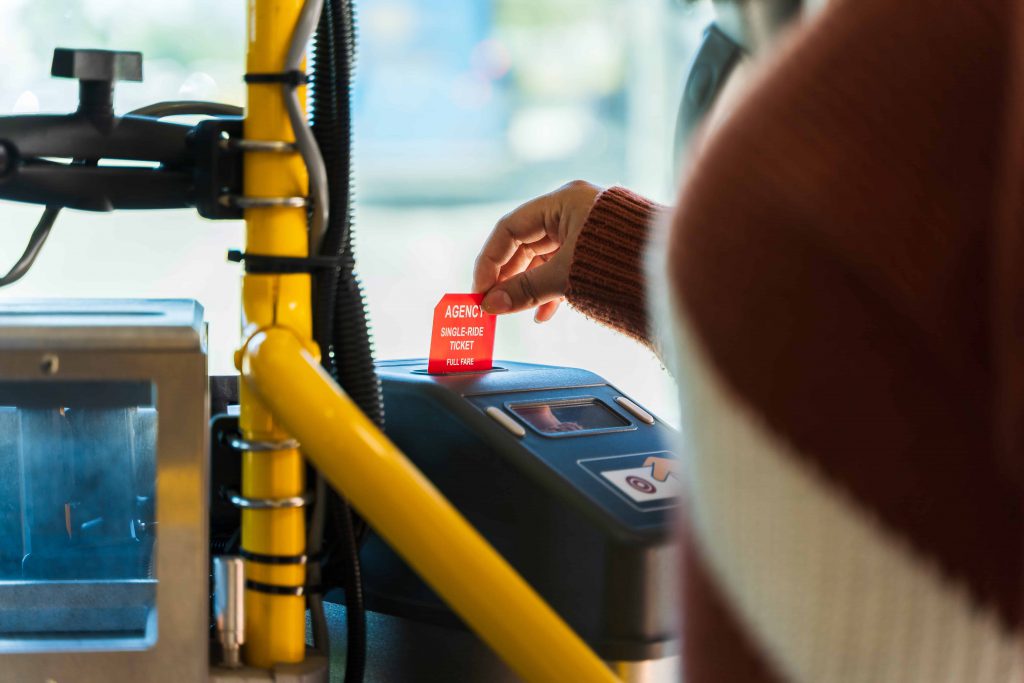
[219, 136, 297, 153]
[229, 491, 313, 510]
[214, 130, 307, 210]
[228, 435, 301, 452]
[220, 195, 307, 209]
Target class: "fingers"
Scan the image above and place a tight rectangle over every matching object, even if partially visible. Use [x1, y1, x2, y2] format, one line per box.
[473, 195, 560, 293]
[534, 299, 562, 323]
[473, 181, 601, 308]
[527, 253, 562, 322]
[500, 254, 565, 321]
[482, 253, 568, 314]
[496, 240, 559, 284]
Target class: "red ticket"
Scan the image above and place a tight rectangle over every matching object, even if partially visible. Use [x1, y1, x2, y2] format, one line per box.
[428, 293, 496, 374]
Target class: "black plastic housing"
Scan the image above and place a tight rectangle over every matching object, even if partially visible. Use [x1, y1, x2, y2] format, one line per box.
[0, 47, 244, 217]
[362, 359, 680, 662]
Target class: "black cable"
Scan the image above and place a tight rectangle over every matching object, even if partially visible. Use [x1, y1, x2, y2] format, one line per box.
[310, 0, 372, 679]
[308, 474, 330, 656]
[0, 102, 242, 291]
[314, 0, 381, 547]
[324, 0, 384, 437]
[0, 206, 60, 288]
[0, 157, 99, 289]
[310, 0, 343, 375]
[331, 493, 366, 682]
[128, 100, 243, 118]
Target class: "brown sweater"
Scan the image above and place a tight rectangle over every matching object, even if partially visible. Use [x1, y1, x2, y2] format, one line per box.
[565, 1, 1024, 681]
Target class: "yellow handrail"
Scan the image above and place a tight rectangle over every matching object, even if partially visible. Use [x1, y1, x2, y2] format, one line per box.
[239, 0, 619, 679]
[239, 0, 311, 666]
[241, 328, 619, 683]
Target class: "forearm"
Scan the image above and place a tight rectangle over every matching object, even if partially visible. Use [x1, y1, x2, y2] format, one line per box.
[566, 186, 668, 348]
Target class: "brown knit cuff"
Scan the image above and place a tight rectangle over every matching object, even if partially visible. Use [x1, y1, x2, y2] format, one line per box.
[567, 186, 664, 346]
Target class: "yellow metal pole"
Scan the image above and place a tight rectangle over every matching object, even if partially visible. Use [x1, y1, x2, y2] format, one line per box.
[241, 328, 620, 683]
[238, 0, 310, 667]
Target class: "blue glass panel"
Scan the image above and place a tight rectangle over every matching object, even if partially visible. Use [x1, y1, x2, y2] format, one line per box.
[0, 381, 157, 652]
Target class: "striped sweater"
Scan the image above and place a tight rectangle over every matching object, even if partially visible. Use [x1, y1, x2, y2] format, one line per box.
[565, 0, 1024, 680]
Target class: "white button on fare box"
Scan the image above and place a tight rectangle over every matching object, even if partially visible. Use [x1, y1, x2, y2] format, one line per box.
[600, 467, 680, 503]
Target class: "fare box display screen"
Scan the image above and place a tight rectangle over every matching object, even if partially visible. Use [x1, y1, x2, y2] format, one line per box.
[510, 399, 629, 434]
[428, 293, 497, 374]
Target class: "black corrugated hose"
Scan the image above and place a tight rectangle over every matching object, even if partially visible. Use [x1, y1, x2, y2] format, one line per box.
[309, 0, 376, 680]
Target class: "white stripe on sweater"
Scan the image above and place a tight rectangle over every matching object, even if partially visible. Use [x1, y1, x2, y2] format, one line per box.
[668, 308, 1024, 682]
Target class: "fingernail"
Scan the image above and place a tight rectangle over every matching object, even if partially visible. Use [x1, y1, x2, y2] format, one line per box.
[533, 311, 545, 324]
[483, 290, 512, 314]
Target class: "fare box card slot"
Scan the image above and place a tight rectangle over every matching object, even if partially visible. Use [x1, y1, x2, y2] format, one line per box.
[428, 293, 496, 374]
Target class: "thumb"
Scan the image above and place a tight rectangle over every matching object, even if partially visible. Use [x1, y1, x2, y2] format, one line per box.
[482, 259, 567, 314]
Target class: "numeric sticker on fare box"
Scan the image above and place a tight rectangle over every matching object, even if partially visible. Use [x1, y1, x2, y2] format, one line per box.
[427, 293, 496, 374]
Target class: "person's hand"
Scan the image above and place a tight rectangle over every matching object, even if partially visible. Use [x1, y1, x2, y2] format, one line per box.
[473, 180, 602, 322]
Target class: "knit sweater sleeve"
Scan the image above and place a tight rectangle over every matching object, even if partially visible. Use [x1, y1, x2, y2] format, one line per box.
[566, 186, 667, 347]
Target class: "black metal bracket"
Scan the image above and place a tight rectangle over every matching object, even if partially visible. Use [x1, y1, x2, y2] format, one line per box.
[190, 117, 244, 220]
[0, 48, 247, 219]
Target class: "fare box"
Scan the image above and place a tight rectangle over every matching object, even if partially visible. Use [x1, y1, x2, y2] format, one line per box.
[428, 293, 496, 374]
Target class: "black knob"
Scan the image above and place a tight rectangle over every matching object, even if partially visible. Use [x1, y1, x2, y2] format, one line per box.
[51, 48, 142, 83]
[50, 48, 143, 127]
